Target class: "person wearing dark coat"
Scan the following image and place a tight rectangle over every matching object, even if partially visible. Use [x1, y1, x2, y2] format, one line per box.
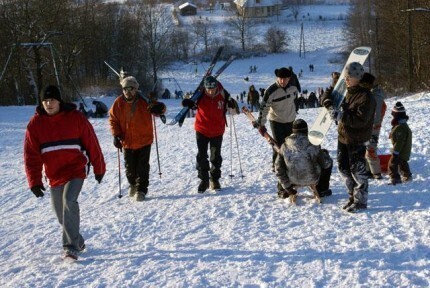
[275, 119, 333, 199]
[288, 66, 301, 93]
[388, 102, 412, 185]
[92, 100, 108, 118]
[247, 85, 260, 112]
[322, 62, 376, 213]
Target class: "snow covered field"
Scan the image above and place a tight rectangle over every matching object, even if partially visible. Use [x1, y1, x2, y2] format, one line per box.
[1, 4, 429, 288]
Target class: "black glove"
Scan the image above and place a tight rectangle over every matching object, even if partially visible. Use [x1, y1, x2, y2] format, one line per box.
[149, 102, 166, 115]
[252, 121, 260, 128]
[331, 72, 340, 88]
[182, 99, 196, 109]
[95, 173, 104, 184]
[113, 136, 123, 151]
[322, 98, 333, 109]
[31, 185, 45, 198]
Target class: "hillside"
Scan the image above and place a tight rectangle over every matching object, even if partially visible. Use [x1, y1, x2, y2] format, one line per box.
[1, 3, 429, 288]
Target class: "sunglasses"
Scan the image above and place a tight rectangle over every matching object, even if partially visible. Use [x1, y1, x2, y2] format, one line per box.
[123, 87, 135, 92]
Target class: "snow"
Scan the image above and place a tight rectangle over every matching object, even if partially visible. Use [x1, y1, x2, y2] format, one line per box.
[1, 4, 430, 288]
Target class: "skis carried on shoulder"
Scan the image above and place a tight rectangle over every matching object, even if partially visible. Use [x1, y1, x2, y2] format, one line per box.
[168, 48, 236, 126]
[242, 106, 280, 153]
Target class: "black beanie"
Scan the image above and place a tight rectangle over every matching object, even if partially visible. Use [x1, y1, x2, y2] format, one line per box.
[292, 119, 308, 134]
[391, 101, 407, 118]
[275, 67, 292, 78]
[40, 85, 62, 102]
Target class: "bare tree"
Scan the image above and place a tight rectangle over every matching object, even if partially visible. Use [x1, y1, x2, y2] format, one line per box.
[192, 17, 212, 54]
[228, 7, 256, 52]
[265, 27, 289, 53]
[135, 1, 175, 85]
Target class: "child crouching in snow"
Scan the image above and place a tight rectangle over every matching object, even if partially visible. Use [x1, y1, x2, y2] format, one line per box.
[388, 102, 412, 185]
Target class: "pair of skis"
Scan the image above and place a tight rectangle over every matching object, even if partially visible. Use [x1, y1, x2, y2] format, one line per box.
[168, 47, 236, 126]
[242, 107, 280, 153]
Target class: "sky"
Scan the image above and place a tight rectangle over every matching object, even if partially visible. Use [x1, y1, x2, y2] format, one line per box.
[0, 3, 429, 288]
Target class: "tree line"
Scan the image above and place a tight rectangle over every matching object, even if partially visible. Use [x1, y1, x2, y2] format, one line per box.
[0, 0, 291, 106]
[5, 0, 427, 105]
[345, 0, 430, 94]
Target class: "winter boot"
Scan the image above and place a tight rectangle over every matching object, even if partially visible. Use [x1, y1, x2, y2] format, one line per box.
[342, 197, 354, 210]
[389, 178, 402, 185]
[318, 189, 332, 198]
[198, 180, 209, 193]
[135, 191, 146, 202]
[401, 175, 412, 183]
[63, 249, 79, 261]
[128, 185, 137, 197]
[210, 179, 221, 190]
[372, 173, 383, 180]
[277, 189, 289, 199]
[346, 203, 367, 213]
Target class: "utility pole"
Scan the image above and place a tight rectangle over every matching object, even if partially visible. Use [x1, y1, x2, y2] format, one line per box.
[299, 23, 306, 58]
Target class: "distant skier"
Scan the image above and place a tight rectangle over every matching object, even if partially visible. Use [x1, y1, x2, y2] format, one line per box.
[247, 85, 260, 112]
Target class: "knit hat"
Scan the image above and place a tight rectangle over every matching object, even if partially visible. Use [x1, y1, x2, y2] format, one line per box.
[292, 119, 308, 134]
[120, 76, 139, 89]
[204, 76, 217, 89]
[40, 85, 62, 102]
[391, 101, 407, 118]
[275, 67, 292, 78]
[344, 62, 364, 79]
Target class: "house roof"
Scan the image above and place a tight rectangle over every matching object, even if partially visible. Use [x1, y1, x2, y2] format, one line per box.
[234, 0, 282, 8]
[179, 2, 197, 9]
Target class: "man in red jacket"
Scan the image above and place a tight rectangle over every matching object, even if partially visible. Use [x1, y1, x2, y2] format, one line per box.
[24, 85, 106, 261]
[182, 76, 239, 193]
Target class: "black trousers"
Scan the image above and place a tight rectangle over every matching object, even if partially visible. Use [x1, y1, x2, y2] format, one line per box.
[269, 120, 293, 166]
[124, 145, 151, 193]
[316, 163, 333, 193]
[196, 132, 223, 181]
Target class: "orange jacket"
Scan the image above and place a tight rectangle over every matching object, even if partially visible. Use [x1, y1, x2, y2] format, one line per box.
[109, 95, 153, 149]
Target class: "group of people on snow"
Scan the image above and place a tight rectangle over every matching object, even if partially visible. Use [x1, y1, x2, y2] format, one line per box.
[23, 60, 412, 260]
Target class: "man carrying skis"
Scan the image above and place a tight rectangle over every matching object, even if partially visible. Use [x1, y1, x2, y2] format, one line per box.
[109, 76, 166, 201]
[182, 76, 239, 193]
[254, 67, 299, 198]
[321, 62, 376, 212]
[24, 85, 106, 260]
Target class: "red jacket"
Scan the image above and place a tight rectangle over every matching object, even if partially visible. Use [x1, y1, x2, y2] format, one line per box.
[24, 103, 106, 188]
[195, 83, 228, 138]
[109, 95, 153, 149]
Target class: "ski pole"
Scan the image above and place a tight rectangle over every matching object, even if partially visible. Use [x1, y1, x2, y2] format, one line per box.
[117, 148, 122, 199]
[229, 114, 234, 179]
[232, 115, 244, 179]
[153, 115, 162, 178]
